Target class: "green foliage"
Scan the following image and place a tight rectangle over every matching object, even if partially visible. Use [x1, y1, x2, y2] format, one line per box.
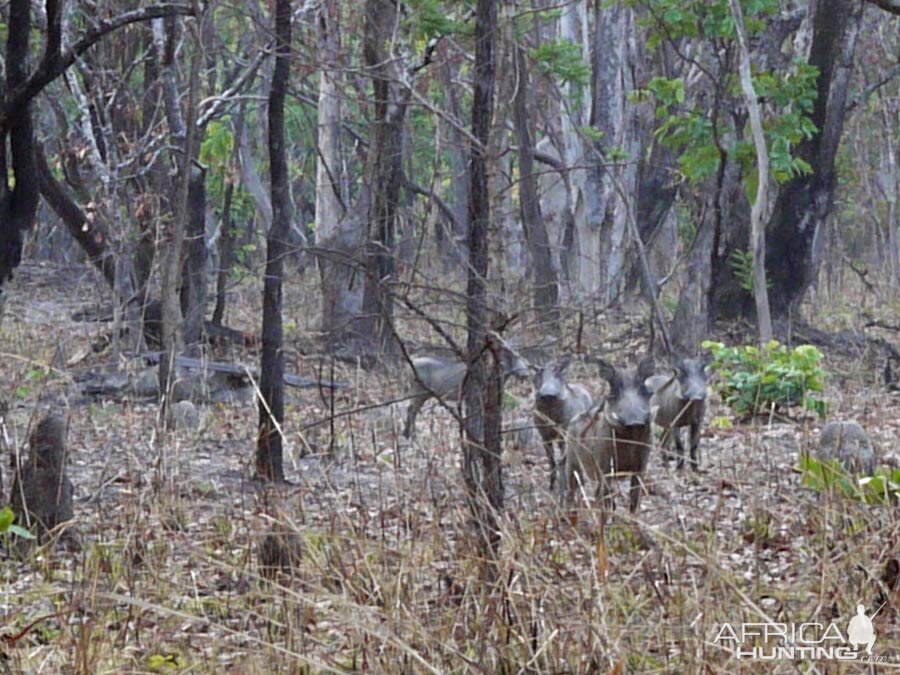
[702, 340, 827, 417]
[0, 506, 35, 540]
[405, 0, 463, 40]
[799, 454, 900, 504]
[529, 39, 590, 89]
[634, 0, 819, 188]
[729, 248, 772, 292]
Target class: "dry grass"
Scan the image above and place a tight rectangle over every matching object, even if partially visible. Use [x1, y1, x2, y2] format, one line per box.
[0, 262, 898, 673]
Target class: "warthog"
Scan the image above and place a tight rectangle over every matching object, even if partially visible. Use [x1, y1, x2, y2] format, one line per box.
[647, 355, 709, 471]
[532, 355, 592, 488]
[403, 345, 529, 439]
[562, 357, 655, 512]
[816, 421, 876, 476]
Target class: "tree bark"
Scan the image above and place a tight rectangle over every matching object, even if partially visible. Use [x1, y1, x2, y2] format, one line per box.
[212, 110, 244, 326]
[587, 1, 637, 305]
[512, 42, 559, 327]
[256, 0, 292, 483]
[34, 142, 117, 290]
[180, 167, 208, 347]
[760, 0, 863, 316]
[730, 0, 773, 342]
[1, 0, 40, 289]
[359, 0, 407, 354]
[314, 0, 362, 346]
[463, 0, 503, 562]
[157, 17, 199, 415]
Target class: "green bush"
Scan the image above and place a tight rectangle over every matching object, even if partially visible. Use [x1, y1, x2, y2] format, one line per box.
[702, 340, 827, 417]
[799, 454, 900, 504]
[0, 506, 34, 540]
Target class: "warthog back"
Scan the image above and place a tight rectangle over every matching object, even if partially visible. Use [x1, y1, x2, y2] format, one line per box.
[817, 421, 876, 476]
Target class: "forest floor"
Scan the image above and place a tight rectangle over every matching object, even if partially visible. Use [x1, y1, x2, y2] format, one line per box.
[1, 262, 899, 673]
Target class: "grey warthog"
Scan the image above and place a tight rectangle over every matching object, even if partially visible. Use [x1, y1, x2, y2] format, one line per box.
[816, 421, 876, 476]
[402, 345, 529, 439]
[647, 355, 710, 471]
[532, 355, 592, 489]
[562, 357, 655, 512]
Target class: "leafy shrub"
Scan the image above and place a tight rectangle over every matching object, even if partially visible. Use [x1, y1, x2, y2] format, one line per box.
[0, 506, 34, 540]
[799, 454, 900, 504]
[702, 340, 826, 417]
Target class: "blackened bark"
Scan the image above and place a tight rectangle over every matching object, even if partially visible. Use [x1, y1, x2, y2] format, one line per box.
[180, 167, 208, 347]
[1, 0, 40, 289]
[256, 0, 292, 483]
[762, 0, 863, 315]
[213, 181, 235, 326]
[512, 43, 559, 327]
[463, 0, 503, 560]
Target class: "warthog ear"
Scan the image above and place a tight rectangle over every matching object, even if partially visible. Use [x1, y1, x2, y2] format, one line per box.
[637, 357, 656, 381]
[595, 358, 617, 385]
[556, 354, 572, 374]
[644, 374, 672, 393]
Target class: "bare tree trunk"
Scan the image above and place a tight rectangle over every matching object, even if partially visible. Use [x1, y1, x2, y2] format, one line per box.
[512, 42, 559, 328]
[558, 0, 592, 299]
[157, 16, 199, 415]
[314, 0, 362, 346]
[180, 167, 208, 347]
[730, 0, 773, 342]
[256, 0, 292, 483]
[212, 110, 243, 326]
[463, 0, 503, 564]
[440, 47, 469, 270]
[586, 1, 637, 305]
[359, 0, 407, 354]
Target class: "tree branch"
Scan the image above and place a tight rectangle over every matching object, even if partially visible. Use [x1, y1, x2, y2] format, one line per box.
[866, 0, 900, 15]
[1, 4, 195, 130]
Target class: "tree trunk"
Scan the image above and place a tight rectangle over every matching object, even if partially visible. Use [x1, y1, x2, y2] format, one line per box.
[440, 47, 469, 270]
[157, 17, 199, 413]
[359, 0, 407, 354]
[512, 42, 559, 327]
[730, 0, 773, 342]
[256, 0, 292, 483]
[558, 0, 593, 299]
[180, 167, 208, 347]
[586, 1, 637, 305]
[0, 0, 40, 289]
[463, 0, 503, 563]
[212, 108, 244, 326]
[34, 142, 118, 290]
[760, 0, 863, 316]
[314, 0, 362, 346]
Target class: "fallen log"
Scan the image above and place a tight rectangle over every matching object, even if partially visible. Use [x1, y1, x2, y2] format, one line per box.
[137, 352, 346, 390]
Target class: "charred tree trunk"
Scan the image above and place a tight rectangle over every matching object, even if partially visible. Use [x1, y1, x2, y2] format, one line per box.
[180, 167, 208, 347]
[256, 0, 292, 483]
[512, 42, 560, 329]
[0, 0, 40, 290]
[463, 0, 503, 562]
[736, 0, 862, 317]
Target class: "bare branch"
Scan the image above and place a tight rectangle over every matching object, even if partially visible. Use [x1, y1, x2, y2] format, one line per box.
[1, 4, 196, 130]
